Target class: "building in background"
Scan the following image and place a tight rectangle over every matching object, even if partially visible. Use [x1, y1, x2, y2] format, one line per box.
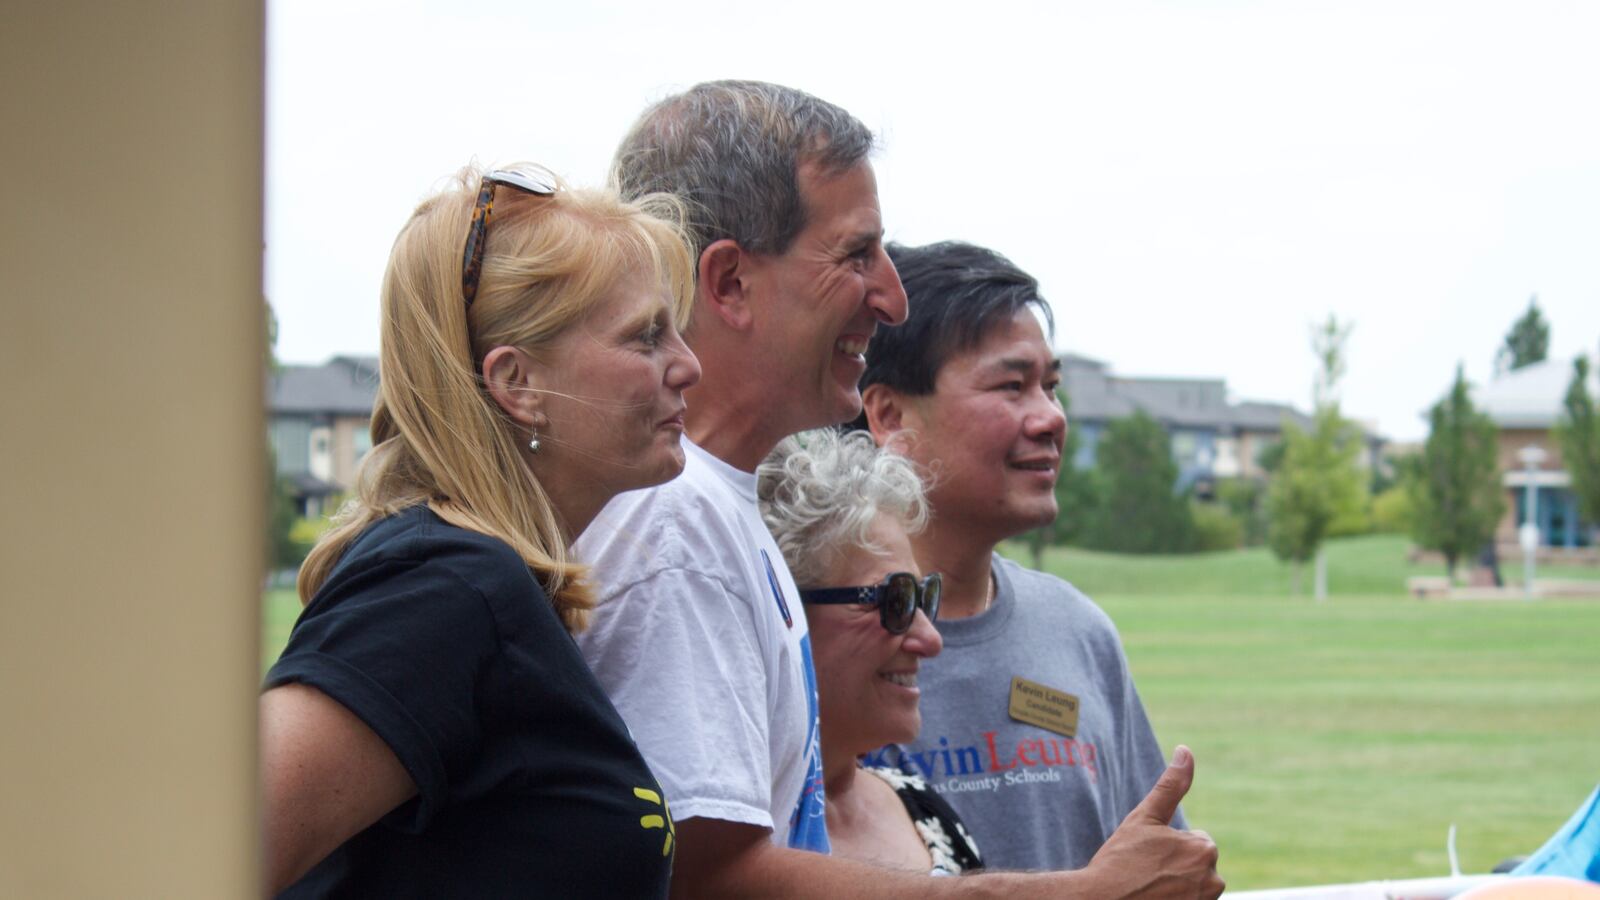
[1474, 358, 1596, 549]
[267, 355, 378, 517]
[1060, 353, 1384, 497]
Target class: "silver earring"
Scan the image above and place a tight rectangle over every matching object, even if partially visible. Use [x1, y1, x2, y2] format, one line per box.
[529, 427, 542, 454]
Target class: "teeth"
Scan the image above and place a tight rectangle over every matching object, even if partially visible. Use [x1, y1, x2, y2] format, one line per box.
[882, 672, 917, 688]
[836, 336, 869, 355]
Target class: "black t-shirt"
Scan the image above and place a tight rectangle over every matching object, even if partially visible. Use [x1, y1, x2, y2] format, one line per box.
[266, 505, 673, 898]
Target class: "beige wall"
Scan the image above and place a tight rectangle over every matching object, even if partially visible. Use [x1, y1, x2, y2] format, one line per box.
[332, 415, 372, 488]
[1496, 427, 1564, 474]
[1492, 428, 1571, 543]
[0, 3, 263, 896]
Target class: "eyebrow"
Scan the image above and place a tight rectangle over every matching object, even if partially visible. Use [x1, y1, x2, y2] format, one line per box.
[839, 227, 885, 253]
[990, 356, 1061, 375]
[615, 300, 666, 336]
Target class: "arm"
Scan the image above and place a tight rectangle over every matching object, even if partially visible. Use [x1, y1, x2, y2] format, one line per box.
[670, 748, 1222, 900]
[671, 817, 1060, 900]
[259, 683, 416, 895]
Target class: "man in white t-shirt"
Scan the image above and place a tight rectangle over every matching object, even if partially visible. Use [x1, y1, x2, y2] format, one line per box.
[577, 79, 1221, 899]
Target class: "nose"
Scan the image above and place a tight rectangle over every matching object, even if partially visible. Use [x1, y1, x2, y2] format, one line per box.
[900, 608, 943, 659]
[667, 333, 702, 391]
[867, 246, 909, 326]
[1026, 386, 1067, 446]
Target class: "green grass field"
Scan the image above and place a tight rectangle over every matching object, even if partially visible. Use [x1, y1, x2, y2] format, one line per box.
[264, 534, 1600, 890]
[1013, 535, 1600, 890]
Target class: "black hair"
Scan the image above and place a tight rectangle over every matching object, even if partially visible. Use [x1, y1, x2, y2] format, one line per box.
[861, 240, 1054, 401]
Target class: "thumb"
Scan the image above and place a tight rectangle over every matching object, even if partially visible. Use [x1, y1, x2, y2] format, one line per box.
[1127, 745, 1194, 826]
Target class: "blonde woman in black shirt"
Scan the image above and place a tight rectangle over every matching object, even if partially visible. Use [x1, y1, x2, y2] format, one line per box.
[261, 164, 700, 897]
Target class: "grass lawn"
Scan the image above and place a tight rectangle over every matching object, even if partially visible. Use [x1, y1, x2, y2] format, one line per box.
[264, 534, 1600, 890]
[262, 587, 300, 675]
[1007, 532, 1600, 599]
[1012, 535, 1600, 890]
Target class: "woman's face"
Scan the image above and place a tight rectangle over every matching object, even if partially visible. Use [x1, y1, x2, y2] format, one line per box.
[531, 271, 701, 505]
[805, 514, 943, 756]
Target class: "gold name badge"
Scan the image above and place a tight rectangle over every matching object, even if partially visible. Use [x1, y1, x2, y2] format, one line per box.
[1008, 676, 1079, 738]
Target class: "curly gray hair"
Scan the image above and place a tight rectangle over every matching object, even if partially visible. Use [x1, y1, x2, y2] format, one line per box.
[756, 429, 928, 588]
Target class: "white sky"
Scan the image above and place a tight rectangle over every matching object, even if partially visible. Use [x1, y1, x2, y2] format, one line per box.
[266, 0, 1600, 442]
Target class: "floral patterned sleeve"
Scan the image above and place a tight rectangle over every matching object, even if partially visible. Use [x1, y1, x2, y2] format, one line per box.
[864, 766, 985, 875]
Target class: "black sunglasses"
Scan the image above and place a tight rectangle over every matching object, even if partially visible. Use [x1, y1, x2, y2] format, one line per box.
[800, 572, 942, 635]
[460, 168, 558, 308]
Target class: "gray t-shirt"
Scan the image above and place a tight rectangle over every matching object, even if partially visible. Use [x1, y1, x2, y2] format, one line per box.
[865, 554, 1182, 872]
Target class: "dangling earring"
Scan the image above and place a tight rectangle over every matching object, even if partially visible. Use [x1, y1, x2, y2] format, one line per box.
[529, 426, 542, 454]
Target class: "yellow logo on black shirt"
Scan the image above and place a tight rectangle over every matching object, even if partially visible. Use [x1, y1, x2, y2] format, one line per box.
[634, 786, 675, 857]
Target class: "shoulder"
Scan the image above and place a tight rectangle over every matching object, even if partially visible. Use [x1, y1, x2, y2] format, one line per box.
[334, 506, 530, 588]
[577, 458, 763, 600]
[864, 764, 932, 795]
[994, 555, 1121, 639]
[311, 505, 549, 636]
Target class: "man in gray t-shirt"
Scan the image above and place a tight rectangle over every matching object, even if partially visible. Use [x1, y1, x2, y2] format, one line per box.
[857, 240, 1189, 872]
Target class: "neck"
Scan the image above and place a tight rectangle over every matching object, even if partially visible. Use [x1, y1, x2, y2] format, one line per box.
[683, 378, 804, 475]
[912, 523, 998, 620]
[821, 732, 860, 799]
[821, 732, 871, 836]
[526, 460, 591, 543]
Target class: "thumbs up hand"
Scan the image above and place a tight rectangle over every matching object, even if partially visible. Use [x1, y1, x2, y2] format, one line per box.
[1079, 746, 1224, 900]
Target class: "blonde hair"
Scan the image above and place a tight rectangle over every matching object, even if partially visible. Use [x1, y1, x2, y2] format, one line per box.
[297, 164, 695, 632]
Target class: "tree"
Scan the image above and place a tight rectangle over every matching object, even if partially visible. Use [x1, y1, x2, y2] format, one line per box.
[1024, 391, 1099, 566]
[1407, 365, 1505, 578]
[264, 298, 303, 574]
[1050, 392, 1100, 546]
[1267, 408, 1367, 596]
[1266, 315, 1368, 598]
[1312, 314, 1354, 410]
[1496, 295, 1549, 374]
[1555, 354, 1600, 540]
[1081, 410, 1193, 553]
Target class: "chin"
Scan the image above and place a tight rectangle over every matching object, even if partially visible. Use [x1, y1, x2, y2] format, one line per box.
[885, 722, 920, 746]
[995, 504, 1060, 538]
[826, 392, 864, 428]
[632, 449, 687, 492]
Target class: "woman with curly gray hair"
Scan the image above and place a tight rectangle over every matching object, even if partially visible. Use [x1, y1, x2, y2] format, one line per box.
[758, 429, 983, 876]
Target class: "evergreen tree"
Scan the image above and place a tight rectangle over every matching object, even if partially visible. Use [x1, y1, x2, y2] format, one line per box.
[1082, 410, 1193, 553]
[1050, 393, 1099, 546]
[1555, 354, 1600, 539]
[1024, 391, 1098, 566]
[1496, 295, 1550, 374]
[1407, 365, 1505, 578]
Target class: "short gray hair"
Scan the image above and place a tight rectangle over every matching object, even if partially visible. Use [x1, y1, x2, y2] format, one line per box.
[611, 80, 876, 262]
[757, 429, 928, 588]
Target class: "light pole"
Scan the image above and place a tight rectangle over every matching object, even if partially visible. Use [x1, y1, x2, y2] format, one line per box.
[1518, 445, 1547, 599]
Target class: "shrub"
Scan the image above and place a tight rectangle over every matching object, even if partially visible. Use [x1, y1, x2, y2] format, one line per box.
[1370, 484, 1413, 534]
[1191, 502, 1245, 552]
[285, 514, 336, 568]
[1216, 477, 1269, 546]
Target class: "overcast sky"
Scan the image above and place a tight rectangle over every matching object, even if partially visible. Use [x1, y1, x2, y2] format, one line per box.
[266, 0, 1600, 442]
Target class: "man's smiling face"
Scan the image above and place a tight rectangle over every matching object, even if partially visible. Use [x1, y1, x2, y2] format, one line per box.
[898, 309, 1067, 543]
[741, 160, 908, 434]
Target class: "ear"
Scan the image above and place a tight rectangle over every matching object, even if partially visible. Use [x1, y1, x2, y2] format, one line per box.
[697, 239, 754, 331]
[862, 383, 915, 447]
[481, 345, 546, 428]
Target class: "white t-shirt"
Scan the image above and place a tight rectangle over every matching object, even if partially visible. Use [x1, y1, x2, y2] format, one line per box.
[574, 439, 829, 851]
